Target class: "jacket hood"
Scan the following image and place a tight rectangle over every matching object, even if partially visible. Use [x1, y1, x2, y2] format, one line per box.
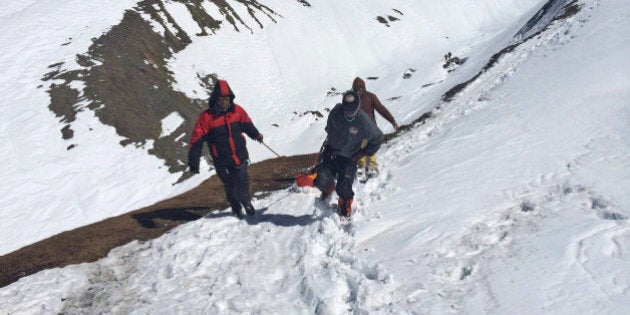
[352, 77, 365, 90]
[208, 80, 236, 114]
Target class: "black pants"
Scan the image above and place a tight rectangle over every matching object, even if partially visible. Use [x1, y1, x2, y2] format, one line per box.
[313, 148, 357, 199]
[215, 163, 251, 211]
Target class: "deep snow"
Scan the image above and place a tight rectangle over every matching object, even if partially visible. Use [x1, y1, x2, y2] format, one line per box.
[1, 0, 629, 313]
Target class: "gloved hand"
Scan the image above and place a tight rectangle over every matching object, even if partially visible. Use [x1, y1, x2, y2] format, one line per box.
[255, 134, 264, 143]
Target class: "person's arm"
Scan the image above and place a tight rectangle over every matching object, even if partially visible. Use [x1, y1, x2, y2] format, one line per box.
[237, 106, 263, 142]
[351, 122, 384, 161]
[188, 112, 210, 173]
[372, 94, 398, 129]
[325, 105, 337, 134]
[362, 127, 384, 157]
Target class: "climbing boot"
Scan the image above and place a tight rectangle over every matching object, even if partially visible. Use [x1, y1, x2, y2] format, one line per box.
[244, 203, 256, 217]
[337, 197, 353, 218]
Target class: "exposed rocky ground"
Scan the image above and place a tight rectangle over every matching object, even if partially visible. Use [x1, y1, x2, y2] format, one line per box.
[45, 0, 281, 173]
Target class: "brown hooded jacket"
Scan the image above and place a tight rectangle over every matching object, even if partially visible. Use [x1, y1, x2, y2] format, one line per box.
[352, 77, 397, 127]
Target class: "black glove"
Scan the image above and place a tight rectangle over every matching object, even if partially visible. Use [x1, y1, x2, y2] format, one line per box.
[255, 134, 264, 143]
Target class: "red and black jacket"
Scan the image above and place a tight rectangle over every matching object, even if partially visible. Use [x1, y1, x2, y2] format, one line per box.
[188, 80, 261, 169]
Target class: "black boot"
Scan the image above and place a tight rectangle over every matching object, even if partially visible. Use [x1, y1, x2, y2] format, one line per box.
[244, 203, 256, 217]
[231, 202, 244, 219]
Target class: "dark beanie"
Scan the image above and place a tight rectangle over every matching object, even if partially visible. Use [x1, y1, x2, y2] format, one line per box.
[342, 90, 361, 119]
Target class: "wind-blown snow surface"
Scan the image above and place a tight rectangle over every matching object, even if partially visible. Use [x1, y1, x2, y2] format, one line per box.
[0, 0, 542, 255]
[2, 0, 629, 313]
[168, 0, 546, 158]
[0, 0, 206, 255]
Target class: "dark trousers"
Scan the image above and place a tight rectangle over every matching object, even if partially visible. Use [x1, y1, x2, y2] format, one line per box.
[215, 163, 251, 211]
[313, 149, 357, 199]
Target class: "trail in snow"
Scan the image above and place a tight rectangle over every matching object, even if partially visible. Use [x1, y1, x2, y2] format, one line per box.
[353, 1, 629, 312]
[1, 183, 394, 314]
[1, 0, 629, 313]
[0, 0, 544, 256]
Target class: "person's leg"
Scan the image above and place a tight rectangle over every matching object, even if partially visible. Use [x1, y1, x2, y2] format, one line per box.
[356, 156, 367, 178]
[231, 162, 255, 216]
[366, 154, 378, 171]
[314, 162, 336, 199]
[366, 154, 379, 178]
[216, 165, 243, 218]
[335, 159, 357, 217]
[357, 156, 367, 168]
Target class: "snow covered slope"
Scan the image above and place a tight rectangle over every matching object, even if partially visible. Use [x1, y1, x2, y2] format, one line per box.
[0, 0, 541, 255]
[1, 0, 628, 313]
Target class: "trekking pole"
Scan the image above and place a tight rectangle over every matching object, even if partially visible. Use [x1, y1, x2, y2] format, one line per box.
[261, 141, 282, 157]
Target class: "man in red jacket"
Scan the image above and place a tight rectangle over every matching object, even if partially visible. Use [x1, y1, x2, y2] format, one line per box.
[188, 80, 263, 219]
[352, 77, 399, 178]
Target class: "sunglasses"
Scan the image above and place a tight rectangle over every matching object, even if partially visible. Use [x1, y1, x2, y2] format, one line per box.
[217, 96, 230, 100]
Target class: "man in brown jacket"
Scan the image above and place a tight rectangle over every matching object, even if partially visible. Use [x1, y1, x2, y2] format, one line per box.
[352, 77, 399, 178]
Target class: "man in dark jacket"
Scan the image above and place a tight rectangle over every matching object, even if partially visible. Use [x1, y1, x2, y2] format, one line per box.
[188, 80, 263, 219]
[352, 77, 398, 178]
[314, 90, 384, 217]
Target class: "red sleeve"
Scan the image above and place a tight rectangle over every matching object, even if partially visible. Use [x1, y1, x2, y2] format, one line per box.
[189, 112, 210, 148]
[234, 105, 253, 123]
[188, 112, 212, 171]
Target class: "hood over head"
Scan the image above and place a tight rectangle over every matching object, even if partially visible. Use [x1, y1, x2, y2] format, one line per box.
[208, 80, 236, 113]
[352, 77, 366, 96]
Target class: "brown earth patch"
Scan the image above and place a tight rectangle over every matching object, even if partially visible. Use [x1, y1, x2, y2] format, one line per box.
[0, 153, 315, 288]
[2, 0, 457, 290]
[44, 0, 281, 174]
